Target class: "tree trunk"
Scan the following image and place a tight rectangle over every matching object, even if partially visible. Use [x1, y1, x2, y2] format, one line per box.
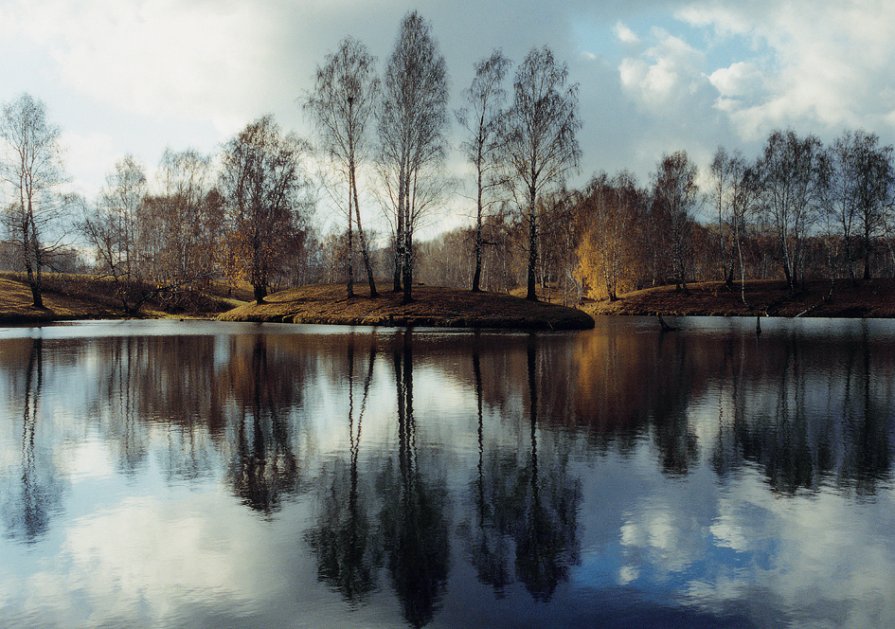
[863, 227, 872, 280]
[349, 151, 377, 298]
[471, 152, 483, 293]
[402, 221, 413, 304]
[254, 283, 266, 304]
[526, 187, 538, 302]
[393, 163, 405, 293]
[347, 185, 355, 299]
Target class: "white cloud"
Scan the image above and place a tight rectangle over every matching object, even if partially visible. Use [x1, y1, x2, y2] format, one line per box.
[5, 0, 279, 135]
[678, 0, 895, 139]
[614, 21, 640, 45]
[618, 29, 707, 111]
[60, 131, 118, 197]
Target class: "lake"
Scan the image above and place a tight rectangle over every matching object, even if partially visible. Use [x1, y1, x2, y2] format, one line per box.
[0, 318, 893, 628]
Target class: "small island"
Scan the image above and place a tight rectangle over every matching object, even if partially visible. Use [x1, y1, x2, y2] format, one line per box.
[217, 283, 595, 330]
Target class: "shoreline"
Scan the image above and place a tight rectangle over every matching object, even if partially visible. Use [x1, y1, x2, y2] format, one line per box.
[2, 278, 893, 327]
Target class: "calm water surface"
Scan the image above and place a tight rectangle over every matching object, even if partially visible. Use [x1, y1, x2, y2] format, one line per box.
[0, 318, 893, 628]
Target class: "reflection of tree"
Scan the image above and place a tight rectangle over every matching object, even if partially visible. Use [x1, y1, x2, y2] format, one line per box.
[306, 336, 382, 604]
[98, 337, 149, 474]
[379, 332, 450, 628]
[228, 336, 299, 515]
[709, 325, 894, 496]
[511, 335, 581, 601]
[460, 338, 512, 596]
[650, 334, 699, 476]
[2, 339, 63, 542]
[838, 322, 890, 496]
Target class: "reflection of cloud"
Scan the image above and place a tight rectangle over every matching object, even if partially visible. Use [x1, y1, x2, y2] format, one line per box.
[15, 494, 281, 626]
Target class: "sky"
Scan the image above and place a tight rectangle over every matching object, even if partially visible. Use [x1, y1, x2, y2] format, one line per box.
[1, 0, 893, 236]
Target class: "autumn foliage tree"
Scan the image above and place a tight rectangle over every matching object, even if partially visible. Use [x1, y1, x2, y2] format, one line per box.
[576, 172, 644, 301]
[220, 115, 312, 304]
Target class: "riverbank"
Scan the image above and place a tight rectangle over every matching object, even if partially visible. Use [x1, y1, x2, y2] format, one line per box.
[581, 279, 895, 318]
[3, 273, 892, 326]
[218, 283, 596, 330]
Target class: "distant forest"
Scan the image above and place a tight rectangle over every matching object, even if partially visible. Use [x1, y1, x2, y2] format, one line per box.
[1, 11, 892, 312]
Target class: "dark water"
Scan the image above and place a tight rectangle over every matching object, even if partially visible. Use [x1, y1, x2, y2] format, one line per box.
[0, 318, 893, 628]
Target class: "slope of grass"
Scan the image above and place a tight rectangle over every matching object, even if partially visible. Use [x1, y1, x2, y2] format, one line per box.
[218, 283, 596, 330]
[581, 279, 895, 318]
[0, 272, 252, 324]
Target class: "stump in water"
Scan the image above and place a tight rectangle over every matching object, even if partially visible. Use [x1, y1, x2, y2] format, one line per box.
[657, 314, 677, 332]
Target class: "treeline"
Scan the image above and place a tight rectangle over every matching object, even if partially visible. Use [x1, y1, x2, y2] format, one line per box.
[1, 10, 893, 313]
[418, 130, 895, 305]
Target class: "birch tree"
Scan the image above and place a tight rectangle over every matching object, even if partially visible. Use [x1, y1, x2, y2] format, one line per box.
[377, 11, 449, 303]
[757, 130, 823, 290]
[710, 147, 758, 303]
[306, 37, 379, 298]
[502, 47, 580, 301]
[81, 155, 149, 313]
[455, 50, 510, 292]
[0, 94, 67, 308]
[652, 151, 698, 292]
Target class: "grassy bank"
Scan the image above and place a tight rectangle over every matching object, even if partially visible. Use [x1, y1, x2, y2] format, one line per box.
[581, 279, 895, 318]
[3, 273, 892, 327]
[0, 272, 250, 324]
[218, 283, 596, 330]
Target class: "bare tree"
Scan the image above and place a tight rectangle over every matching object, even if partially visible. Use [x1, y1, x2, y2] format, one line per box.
[0, 94, 67, 308]
[455, 50, 510, 292]
[141, 148, 223, 305]
[377, 10, 449, 303]
[652, 151, 698, 292]
[502, 47, 580, 301]
[220, 115, 312, 304]
[757, 130, 823, 290]
[81, 155, 149, 313]
[850, 131, 893, 280]
[710, 147, 758, 303]
[306, 37, 379, 299]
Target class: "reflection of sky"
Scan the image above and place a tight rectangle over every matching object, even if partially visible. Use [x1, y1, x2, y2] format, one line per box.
[0, 320, 893, 627]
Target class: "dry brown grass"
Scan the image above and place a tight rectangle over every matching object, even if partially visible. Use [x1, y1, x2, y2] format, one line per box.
[0, 277, 116, 323]
[218, 283, 595, 330]
[582, 278, 895, 318]
[0, 272, 252, 323]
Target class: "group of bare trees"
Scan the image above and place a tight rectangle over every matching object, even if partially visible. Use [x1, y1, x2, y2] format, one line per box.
[306, 12, 581, 303]
[418, 127, 894, 304]
[81, 123, 313, 310]
[3, 12, 893, 311]
[0, 91, 317, 311]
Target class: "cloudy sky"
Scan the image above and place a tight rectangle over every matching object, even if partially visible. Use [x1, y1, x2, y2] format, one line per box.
[1, 0, 893, 234]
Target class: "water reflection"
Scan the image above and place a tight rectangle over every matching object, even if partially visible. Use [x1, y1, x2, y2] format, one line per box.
[0, 319, 892, 627]
[378, 332, 451, 627]
[1, 338, 65, 543]
[306, 335, 381, 604]
[228, 336, 301, 515]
